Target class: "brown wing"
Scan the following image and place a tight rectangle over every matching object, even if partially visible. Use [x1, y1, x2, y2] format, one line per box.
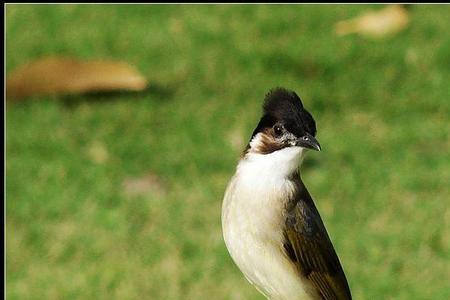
[283, 192, 352, 300]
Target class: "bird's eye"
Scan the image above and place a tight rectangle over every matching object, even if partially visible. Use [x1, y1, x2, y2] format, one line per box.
[273, 125, 283, 136]
[302, 136, 310, 141]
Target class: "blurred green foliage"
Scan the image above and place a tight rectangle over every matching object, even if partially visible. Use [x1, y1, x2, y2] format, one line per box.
[6, 4, 450, 300]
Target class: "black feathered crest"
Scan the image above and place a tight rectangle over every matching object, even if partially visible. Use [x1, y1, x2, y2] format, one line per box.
[251, 87, 317, 139]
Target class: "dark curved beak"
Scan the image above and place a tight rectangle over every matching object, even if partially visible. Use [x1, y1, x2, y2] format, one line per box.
[296, 132, 321, 151]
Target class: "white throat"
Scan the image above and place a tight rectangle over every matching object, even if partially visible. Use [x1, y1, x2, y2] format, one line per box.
[239, 146, 306, 181]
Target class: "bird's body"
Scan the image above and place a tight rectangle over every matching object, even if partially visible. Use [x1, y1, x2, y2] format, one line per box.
[223, 147, 316, 300]
[222, 88, 351, 300]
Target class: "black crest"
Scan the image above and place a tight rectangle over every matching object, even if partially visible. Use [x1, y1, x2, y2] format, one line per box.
[251, 87, 317, 139]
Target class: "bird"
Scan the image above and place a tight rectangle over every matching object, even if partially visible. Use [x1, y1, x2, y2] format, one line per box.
[222, 88, 352, 300]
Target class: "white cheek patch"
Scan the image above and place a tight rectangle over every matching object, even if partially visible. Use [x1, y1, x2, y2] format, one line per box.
[249, 133, 264, 150]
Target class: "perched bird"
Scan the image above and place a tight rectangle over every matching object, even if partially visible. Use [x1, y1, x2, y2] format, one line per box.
[222, 88, 351, 300]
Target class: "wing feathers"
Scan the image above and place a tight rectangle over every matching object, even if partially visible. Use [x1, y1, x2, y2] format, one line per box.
[283, 190, 352, 300]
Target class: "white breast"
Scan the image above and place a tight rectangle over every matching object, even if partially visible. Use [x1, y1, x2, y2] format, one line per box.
[222, 147, 313, 300]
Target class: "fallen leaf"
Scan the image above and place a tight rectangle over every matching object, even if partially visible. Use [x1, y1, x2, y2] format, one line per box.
[122, 173, 167, 198]
[6, 56, 148, 101]
[335, 5, 410, 38]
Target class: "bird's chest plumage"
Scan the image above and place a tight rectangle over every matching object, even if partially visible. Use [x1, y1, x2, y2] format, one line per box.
[222, 162, 311, 300]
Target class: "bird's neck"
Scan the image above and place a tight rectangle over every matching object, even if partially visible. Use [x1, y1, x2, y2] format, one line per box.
[237, 147, 306, 182]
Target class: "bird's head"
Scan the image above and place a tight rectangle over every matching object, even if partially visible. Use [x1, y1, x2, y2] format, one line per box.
[245, 88, 320, 157]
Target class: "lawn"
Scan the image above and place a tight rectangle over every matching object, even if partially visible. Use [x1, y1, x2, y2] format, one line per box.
[6, 4, 450, 300]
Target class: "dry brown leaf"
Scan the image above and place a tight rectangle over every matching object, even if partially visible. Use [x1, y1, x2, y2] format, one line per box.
[6, 56, 148, 100]
[122, 173, 167, 198]
[335, 5, 410, 38]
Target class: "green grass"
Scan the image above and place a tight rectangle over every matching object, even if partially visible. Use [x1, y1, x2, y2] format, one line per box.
[6, 4, 450, 300]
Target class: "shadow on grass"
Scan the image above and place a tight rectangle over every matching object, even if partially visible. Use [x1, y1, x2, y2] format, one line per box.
[61, 82, 178, 107]
[7, 81, 179, 109]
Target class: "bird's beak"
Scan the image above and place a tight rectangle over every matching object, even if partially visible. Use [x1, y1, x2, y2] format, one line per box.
[296, 132, 321, 151]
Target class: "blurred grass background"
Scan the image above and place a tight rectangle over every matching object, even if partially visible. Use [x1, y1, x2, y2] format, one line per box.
[6, 4, 450, 300]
